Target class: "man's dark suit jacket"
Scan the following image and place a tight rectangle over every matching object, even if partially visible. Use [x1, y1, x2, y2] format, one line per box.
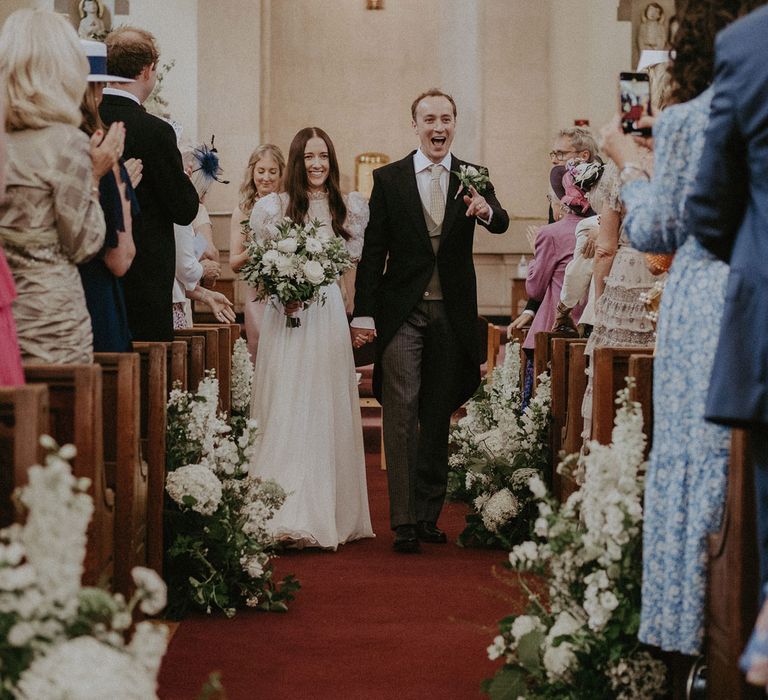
[100, 94, 199, 342]
[354, 152, 509, 410]
[688, 6, 768, 427]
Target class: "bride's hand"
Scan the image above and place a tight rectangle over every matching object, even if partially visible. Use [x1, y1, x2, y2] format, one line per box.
[283, 301, 301, 315]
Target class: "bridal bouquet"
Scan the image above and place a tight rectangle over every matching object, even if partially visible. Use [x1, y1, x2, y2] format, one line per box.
[483, 385, 667, 699]
[448, 343, 551, 549]
[164, 370, 299, 618]
[239, 217, 353, 328]
[0, 439, 168, 700]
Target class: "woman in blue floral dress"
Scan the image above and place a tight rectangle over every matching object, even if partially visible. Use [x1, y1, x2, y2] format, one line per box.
[600, 2, 752, 655]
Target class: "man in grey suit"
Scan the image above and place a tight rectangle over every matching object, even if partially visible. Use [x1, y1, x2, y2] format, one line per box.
[688, 4, 768, 589]
[352, 89, 509, 552]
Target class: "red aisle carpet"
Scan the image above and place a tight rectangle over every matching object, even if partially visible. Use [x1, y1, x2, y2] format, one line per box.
[158, 456, 527, 700]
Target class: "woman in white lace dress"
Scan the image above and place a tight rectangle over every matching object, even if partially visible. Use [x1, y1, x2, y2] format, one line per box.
[247, 127, 374, 550]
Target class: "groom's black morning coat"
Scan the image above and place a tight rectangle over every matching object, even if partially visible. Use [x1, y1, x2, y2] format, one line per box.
[354, 151, 509, 410]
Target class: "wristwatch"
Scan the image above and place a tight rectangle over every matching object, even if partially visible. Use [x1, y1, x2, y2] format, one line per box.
[619, 162, 649, 185]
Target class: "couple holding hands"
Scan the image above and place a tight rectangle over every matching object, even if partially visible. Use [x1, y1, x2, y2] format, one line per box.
[247, 88, 509, 553]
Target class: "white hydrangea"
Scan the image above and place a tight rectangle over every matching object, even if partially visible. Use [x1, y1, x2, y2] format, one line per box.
[481, 488, 519, 533]
[14, 637, 159, 700]
[166, 465, 223, 516]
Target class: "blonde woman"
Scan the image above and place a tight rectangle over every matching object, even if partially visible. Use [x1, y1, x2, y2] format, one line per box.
[0, 9, 122, 364]
[229, 144, 285, 360]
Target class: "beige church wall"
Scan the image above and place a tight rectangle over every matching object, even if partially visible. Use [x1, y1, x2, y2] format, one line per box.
[0, 1, 54, 27]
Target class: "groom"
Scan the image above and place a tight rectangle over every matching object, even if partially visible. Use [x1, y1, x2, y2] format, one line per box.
[352, 89, 509, 553]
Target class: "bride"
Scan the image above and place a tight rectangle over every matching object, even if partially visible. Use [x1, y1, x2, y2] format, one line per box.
[247, 126, 374, 550]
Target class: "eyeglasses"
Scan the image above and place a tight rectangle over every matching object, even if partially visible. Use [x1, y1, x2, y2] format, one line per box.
[548, 149, 578, 161]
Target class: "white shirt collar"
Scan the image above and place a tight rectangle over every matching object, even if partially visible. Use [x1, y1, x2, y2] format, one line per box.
[413, 148, 452, 174]
[103, 87, 142, 105]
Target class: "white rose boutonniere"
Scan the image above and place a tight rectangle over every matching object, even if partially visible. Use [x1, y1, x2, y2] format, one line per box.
[453, 163, 490, 199]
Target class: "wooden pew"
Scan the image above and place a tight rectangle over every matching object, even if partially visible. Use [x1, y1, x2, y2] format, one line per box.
[24, 364, 114, 588]
[0, 384, 49, 526]
[198, 325, 231, 414]
[550, 338, 588, 461]
[167, 340, 187, 393]
[706, 429, 761, 700]
[130, 342, 168, 576]
[172, 333, 205, 391]
[197, 322, 242, 356]
[533, 331, 574, 390]
[591, 346, 654, 445]
[94, 352, 147, 597]
[628, 354, 654, 459]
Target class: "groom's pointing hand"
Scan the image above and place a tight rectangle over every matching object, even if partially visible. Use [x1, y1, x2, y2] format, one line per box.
[463, 185, 491, 221]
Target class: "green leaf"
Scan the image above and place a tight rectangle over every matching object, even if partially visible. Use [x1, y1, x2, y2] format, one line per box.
[487, 667, 526, 700]
[516, 628, 544, 674]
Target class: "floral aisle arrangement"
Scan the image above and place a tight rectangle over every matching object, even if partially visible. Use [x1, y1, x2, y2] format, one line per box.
[230, 337, 254, 439]
[164, 371, 299, 618]
[483, 386, 667, 699]
[0, 439, 168, 700]
[448, 343, 551, 549]
[238, 216, 353, 327]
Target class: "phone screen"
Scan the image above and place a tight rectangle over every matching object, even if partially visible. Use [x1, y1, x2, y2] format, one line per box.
[620, 73, 651, 134]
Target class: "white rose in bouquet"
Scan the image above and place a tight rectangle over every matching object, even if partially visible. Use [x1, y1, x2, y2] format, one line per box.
[277, 237, 298, 254]
[303, 260, 326, 285]
[305, 237, 323, 254]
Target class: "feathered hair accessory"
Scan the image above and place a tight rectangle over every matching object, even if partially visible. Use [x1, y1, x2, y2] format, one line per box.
[560, 159, 604, 216]
[191, 135, 229, 186]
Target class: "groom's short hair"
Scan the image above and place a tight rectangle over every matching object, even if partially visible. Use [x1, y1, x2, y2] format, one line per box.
[411, 89, 457, 121]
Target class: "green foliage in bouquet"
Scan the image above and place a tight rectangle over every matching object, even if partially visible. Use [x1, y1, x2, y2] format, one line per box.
[0, 439, 168, 699]
[239, 216, 353, 328]
[448, 343, 551, 549]
[482, 385, 667, 700]
[164, 367, 299, 619]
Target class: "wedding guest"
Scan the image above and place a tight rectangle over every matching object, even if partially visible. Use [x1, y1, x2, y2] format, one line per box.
[352, 89, 509, 552]
[682, 2, 768, 686]
[0, 90, 24, 386]
[77, 39, 140, 352]
[247, 127, 374, 550]
[101, 26, 199, 342]
[509, 126, 599, 333]
[523, 165, 592, 353]
[602, 0, 763, 659]
[229, 144, 285, 360]
[173, 143, 234, 329]
[0, 9, 118, 364]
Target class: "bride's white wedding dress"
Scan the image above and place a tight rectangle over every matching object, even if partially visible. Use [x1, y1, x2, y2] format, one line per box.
[247, 191, 374, 549]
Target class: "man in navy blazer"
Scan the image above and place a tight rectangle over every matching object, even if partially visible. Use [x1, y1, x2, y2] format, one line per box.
[687, 4, 768, 587]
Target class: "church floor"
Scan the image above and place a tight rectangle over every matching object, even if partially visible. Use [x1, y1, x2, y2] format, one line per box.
[157, 455, 527, 699]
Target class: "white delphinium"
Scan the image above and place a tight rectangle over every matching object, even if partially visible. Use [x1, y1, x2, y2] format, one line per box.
[14, 637, 159, 700]
[231, 338, 253, 414]
[166, 464, 223, 516]
[131, 567, 167, 616]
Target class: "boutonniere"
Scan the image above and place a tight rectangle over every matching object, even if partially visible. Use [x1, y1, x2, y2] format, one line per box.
[453, 164, 490, 199]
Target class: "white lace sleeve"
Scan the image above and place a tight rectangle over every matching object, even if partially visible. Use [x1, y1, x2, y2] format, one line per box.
[343, 191, 370, 261]
[248, 192, 285, 243]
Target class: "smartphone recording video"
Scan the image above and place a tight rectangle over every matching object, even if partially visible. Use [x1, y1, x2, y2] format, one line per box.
[620, 72, 652, 136]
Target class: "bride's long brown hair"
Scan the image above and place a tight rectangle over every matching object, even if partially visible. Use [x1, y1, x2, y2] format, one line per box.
[283, 127, 350, 240]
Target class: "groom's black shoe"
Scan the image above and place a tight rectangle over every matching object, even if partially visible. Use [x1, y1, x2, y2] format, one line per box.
[393, 525, 420, 553]
[416, 521, 447, 544]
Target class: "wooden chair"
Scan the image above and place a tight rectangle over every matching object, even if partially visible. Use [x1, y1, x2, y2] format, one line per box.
[172, 333, 205, 391]
[24, 364, 114, 588]
[628, 354, 654, 459]
[94, 352, 148, 597]
[706, 429, 762, 700]
[591, 346, 654, 445]
[0, 384, 49, 526]
[129, 342, 168, 575]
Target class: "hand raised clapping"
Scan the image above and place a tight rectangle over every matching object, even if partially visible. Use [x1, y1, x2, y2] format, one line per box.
[89, 121, 125, 180]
